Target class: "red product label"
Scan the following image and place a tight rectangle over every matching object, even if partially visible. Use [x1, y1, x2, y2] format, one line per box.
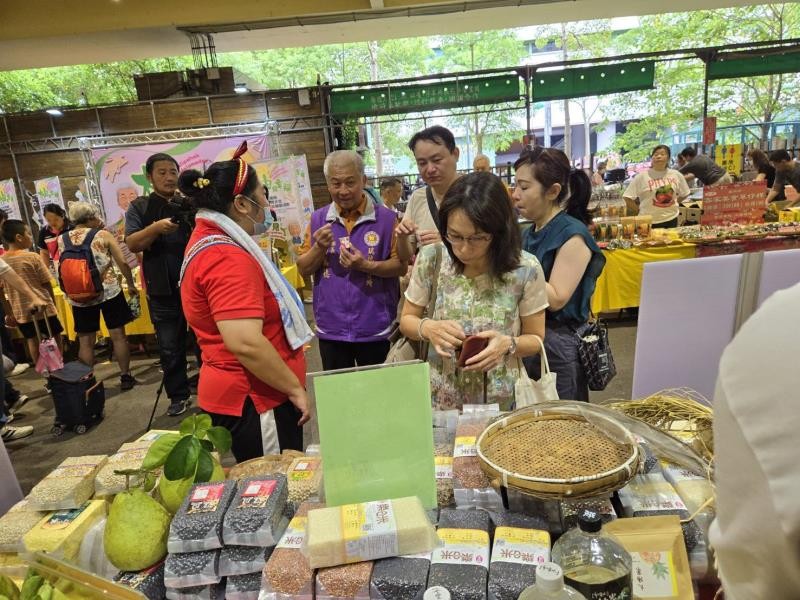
[239, 479, 277, 509]
[242, 480, 277, 497]
[187, 483, 226, 514]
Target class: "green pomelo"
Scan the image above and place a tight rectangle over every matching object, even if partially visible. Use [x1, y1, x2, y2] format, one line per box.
[104, 489, 171, 571]
[157, 461, 225, 514]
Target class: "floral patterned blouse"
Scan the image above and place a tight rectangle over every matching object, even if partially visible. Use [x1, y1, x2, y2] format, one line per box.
[405, 244, 548, 410]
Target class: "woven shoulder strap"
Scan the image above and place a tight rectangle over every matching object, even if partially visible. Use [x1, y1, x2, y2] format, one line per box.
[179, 234, 240, 285]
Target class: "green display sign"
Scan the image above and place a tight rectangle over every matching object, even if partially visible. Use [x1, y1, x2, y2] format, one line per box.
[314, 362, 437, 509]
[532, 60, 656, 102]
[707, 50, 800, 80]
[330, 74, 521, 116]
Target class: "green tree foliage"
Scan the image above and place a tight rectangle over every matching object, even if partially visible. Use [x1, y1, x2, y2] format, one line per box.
[0, 58, 192, 112]
[606, 3, 800, 160]
[432, 30, 527, 155]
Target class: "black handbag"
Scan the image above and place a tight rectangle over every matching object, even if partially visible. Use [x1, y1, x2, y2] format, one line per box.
[578, 319, 617, 391]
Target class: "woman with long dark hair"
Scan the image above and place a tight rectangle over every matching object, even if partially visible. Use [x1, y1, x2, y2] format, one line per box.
[748, 148, 783, 201]
[178, 144, 313, 462]
[38, 203, 72, 270]
[512, 147, 606, 401]
[400, 171, 547, 410]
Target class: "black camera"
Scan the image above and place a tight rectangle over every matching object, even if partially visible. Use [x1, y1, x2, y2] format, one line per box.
[166, 196, 197, 228]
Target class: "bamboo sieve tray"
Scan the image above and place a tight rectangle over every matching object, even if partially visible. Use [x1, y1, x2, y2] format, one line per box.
[476, 407, 640, 499]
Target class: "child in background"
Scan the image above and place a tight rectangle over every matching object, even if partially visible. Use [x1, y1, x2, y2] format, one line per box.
[0, 220, 64, 366]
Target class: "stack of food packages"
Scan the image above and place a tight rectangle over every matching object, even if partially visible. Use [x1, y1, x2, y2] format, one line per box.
[163, 476, 290, 600]
[1, 407, 718, 599]
[453, 406, 503, 511]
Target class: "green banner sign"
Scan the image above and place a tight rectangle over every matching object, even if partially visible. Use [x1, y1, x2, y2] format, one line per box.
[330, 74, 521, 116]
[532, 60, 656, 102]
[707, 50, 800, 80]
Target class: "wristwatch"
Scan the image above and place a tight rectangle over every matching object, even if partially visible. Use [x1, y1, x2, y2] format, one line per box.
[506, 336, 518, 356]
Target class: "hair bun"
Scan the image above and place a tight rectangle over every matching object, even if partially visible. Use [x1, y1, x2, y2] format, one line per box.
[178, 169, 205, 197]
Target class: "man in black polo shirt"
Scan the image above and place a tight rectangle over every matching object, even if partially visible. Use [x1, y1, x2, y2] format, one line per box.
[125, 153, 192, 416]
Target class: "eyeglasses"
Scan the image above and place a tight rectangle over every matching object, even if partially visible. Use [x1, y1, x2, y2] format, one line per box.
[445, 232, 492, 246]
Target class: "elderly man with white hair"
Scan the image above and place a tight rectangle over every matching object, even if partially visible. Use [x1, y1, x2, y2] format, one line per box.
[58, 201, 139, 390]
[297, 150, 407, 370]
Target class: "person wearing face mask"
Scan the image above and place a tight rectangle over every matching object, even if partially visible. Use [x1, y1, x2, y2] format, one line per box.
[178, 143, 314, 461]
[297, 150, 407, 370]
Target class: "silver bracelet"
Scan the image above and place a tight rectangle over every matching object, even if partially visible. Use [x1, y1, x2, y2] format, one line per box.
[418, 317, 430, 341]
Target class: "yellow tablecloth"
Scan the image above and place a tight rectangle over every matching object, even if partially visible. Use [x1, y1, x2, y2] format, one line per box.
[54, 264, 305, 341]
[54, 287, 154, 341]
[591, 243, 697, 314]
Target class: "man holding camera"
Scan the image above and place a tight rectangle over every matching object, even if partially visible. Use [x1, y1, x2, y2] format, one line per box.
[125, 153, 193, 416]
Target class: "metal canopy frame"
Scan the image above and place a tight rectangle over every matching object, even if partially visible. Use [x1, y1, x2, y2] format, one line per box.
[320, 36, 800, 143]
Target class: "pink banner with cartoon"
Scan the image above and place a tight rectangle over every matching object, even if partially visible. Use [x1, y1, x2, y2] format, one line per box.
[0, 179, 22, 220]
[91, 134, 271, 237]
[251, 155, 314, 261]
[33, 177, 65, 224]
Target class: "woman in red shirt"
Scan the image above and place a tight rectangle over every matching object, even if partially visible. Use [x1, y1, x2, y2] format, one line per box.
[178, 145, 313, 462]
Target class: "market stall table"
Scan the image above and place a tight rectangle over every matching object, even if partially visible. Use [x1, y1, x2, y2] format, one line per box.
[592, 234, 800, 314]
[591, 242, 696, 314]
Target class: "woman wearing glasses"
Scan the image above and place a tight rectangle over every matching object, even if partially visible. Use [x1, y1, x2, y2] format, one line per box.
[512, 147, 605, 401]
[400, 171, 548, 410]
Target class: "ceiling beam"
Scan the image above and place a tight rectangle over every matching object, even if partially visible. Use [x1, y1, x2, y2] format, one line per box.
[0, 0, 764, 72]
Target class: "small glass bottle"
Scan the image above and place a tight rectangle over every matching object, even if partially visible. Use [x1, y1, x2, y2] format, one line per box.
[518, 563, 587, 600]
[550, 509, 632, 600]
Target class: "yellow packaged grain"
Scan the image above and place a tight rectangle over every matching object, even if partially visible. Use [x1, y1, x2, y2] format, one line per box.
[24, 500, 107, 562]
[305, 497, 439, 569]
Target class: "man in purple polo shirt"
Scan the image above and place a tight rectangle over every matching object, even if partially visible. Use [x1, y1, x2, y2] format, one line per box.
[298, 151, 407, 370]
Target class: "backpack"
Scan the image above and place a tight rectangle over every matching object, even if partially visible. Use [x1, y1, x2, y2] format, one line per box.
[58, 229, 104, 303]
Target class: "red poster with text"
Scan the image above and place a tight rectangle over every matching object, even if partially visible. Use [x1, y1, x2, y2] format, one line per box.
[702, 181, 767, 226]
[703, 117, 717, 145]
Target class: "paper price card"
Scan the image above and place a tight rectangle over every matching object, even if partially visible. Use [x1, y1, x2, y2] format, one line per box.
[491, 527, 550, 566]
[433, 528, 490, 569]
[276, 516, 308, 549]
[434, 457, 454, 479]
[632, 551, 679, 597]
[453, 436, 478, 458]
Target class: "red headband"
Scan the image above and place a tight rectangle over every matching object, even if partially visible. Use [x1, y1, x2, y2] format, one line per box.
[232, 141, 249, 196]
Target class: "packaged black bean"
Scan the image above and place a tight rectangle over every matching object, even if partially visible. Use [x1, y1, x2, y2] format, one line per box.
[223, 475, 289, 547]
[428, 509, 490, 600]
[219, 541, 278, 577]
[618, 473, 702, 553]
[560, 496, 617, 531]
[371, 553, 432, 600]
[227, 572, 263, 600]
[164, 549, 221, 588]
[114, 561, 166, 600]
[487, 515, 550, 600]
[505, 491, 562, 538]
[165, 580, 226, 600]
[636, 437, 661, 474]
[168, 480, 236, 553]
